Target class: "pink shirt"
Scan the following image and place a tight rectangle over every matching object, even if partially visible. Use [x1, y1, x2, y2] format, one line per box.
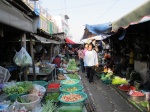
[78, 50, 84, 59]
[83, 49, 87, 55]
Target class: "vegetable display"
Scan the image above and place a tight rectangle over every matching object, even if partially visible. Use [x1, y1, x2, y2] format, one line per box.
[3, 81, 33, 95]
[17, 96, 31, 103]
[48, 83, 60, 89]
[61, 93, 83, 102]
[62, 80, 75, 84]
[63, 87, 77, 92]
[66, 74, 80, 80]
[57, 106, 82, 112]
[45, 92, 60, 102]
[42, 100, 57, 112]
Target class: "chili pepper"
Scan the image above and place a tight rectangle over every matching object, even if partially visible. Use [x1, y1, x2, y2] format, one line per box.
[48, 83, 60, 89]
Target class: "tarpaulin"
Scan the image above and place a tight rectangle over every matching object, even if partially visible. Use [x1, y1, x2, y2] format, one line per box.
[82, 23, 112, 40]
[65, 38, 76, 44]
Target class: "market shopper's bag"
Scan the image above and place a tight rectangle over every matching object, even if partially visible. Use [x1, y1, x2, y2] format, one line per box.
[13, 47, 32, 67]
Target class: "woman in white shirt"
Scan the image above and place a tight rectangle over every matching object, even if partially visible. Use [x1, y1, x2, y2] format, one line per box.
[84, 44, 98, 83]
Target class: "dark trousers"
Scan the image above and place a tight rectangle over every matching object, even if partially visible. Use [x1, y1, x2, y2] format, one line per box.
[79, 58, 85, 73]
[86, 66, 95, 82]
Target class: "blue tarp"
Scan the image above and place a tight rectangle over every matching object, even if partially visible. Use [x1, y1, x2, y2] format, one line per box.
[82, 23, 112, 40]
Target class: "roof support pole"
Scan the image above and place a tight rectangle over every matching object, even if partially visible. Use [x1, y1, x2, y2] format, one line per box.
[21, 33, 28, 81]
[30, 37, 36, 80]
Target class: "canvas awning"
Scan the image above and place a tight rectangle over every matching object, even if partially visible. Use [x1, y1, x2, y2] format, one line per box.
[65, 38, 76, 44]
[81, 23, 112, 40]
[0, 0, 33, 32]
[32, 34, 60, 44]
[112, 0, 150, 32]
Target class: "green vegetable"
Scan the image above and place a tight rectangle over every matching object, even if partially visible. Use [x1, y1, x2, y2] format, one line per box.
[45, 92, 60, 102]
[17, 96, 30, 103]
[66, 74, 80, 80]
[57, 106, 82, 112]
[42, 100, 57, 112]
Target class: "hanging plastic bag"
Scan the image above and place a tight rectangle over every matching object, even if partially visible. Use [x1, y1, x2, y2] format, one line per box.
[13, 47, 32, 67]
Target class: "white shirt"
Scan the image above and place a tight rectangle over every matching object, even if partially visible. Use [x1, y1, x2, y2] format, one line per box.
[84, 50, 98, 66]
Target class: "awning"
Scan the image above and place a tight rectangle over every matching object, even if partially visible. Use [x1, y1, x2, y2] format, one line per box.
[32, 34, 60, 44]
[81, 23, 112, 40]
[81, 35, 110, 43]
[112, 0, 150, 32]
[0, 0, 33, 32]
[65, 38, 76, 44]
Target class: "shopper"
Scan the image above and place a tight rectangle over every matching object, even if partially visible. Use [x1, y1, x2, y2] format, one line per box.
[84, 43, 99, 84]
[52, 55, 61, 68]
[78, 46, 85, 73]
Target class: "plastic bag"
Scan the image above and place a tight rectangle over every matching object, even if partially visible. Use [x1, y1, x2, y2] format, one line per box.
[13, 47, 32, 67]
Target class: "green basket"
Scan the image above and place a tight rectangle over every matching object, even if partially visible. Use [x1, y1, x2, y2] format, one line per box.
[58, 92, 87, 107]
[60, 85, 83, 93]
[33, 81, 48, 87]
[8, 92, 27, 101]
[61, 79, 80, 86]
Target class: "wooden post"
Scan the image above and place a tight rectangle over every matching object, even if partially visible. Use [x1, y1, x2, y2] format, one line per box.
[21, 33, 28, 81]
[30, 37, 36, 80]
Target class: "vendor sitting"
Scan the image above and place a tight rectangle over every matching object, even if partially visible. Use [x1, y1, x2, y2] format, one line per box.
[52, 55, 61, 68]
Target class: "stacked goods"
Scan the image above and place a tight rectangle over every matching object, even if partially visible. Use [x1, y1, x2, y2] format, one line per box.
[66, 74, 80, 80]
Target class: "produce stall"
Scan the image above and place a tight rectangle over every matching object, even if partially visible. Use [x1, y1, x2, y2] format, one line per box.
[0, 58, 88, 112]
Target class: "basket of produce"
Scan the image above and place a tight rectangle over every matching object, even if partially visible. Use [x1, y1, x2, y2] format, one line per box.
[58, 92, 87, 107]
[118, 84, 135, 91]
[57, 74, 66, 80]
[56, 106, 83, 112]
[61, 79, 80, 86]
[47, 81, 60, 92]
[60, 85, 83, 93]
[16, 94, 40, 111]
[3, 81, 33, 101]
[111, 76, 128, 85]
[66, 74, 80, 80]
[33, 81, 48, 87]
[45, 92, 60, 103]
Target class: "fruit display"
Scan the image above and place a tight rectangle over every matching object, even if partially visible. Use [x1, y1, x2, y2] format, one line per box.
[61, 93, 83, 102]
[62, 80, 75, 84]
[64, 87, 77, 92]
[45, 92, 60, 102]
[66, 74, 80, 80]
[47, 83, 60, 89]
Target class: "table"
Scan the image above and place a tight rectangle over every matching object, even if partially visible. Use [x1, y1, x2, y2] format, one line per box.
[28, 66, 56, 81]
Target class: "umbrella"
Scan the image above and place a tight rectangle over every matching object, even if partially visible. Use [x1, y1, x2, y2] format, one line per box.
[65, 38, 76, 44]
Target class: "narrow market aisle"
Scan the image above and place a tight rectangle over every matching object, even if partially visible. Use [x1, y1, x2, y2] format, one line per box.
[79, 71, 139, 112]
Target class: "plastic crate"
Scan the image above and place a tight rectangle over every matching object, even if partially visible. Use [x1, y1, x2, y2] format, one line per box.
[8, 92, 27, 101]
[58, 92, 87, 107]
[61, 79, 80, 86]
[60, 84, 83, 93]
[33, 81, 48, 87]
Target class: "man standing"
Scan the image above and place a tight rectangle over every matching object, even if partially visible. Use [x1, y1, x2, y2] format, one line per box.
[84, 44, 98, 84]
[78, 46, 85, 73]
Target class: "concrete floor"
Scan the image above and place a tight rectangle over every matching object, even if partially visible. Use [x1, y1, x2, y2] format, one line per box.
[79, 71, 139, 112]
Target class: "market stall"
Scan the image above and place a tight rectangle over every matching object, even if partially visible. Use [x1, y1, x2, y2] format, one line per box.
[0, 58, 89, 112]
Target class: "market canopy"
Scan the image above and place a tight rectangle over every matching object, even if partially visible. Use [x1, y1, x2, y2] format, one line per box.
[31, 34, 60, 44]
[65, 38, 76, 44]
[81, 23, 112, 40]
[81, 35, 110, 43]
[112, 0, 150, 32]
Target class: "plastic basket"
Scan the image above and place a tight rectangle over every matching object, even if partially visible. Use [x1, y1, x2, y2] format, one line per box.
[61, 79, 80, 86]
[33, 81, 48, 87]
[58, 92, 87, 107]
[46, 81, 61, 93]
[8, 92, 27, 101]
[16, 94, 40, 111]
[60, 85, 83, 93]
